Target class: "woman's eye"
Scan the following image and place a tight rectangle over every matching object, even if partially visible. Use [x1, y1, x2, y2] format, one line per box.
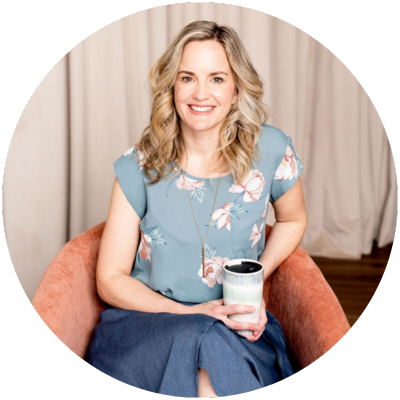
[182, 76, 193, 82]
[212, 77, 223, 83]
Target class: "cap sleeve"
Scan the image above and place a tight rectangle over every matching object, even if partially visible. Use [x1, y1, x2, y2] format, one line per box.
[113, 145, 147, 219]
[270, 131, 304, 203]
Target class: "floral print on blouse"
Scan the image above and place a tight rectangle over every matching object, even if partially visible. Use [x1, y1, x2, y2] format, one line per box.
[229, 169, 266, 202]
[113, 124, 303, 303]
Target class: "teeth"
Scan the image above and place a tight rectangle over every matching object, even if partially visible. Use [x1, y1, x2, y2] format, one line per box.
[190, 105, 214, 112]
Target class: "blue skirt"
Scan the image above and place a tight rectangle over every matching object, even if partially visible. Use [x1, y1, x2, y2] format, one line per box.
[85, 301, 294, 397]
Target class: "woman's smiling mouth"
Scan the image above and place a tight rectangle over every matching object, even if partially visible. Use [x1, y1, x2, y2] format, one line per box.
[187, 104, 216, 115]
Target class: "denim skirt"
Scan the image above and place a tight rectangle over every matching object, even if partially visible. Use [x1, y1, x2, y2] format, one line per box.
[85, 301, 294, 397]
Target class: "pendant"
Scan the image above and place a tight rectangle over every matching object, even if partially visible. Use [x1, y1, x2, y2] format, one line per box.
[202, 245, 205, 277]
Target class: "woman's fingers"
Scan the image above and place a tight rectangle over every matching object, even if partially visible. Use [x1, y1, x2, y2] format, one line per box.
[224, 319, 258, 332]
[253, 324, 265, 337]
[245, 322, 265, 342]
[216, 303, 259, 336]
[241, 333, 254, 341]
[251, 307, 268, 339]
[208, 298, 224, 306]
[204, 301, 267, 342]
[242, 328, 264, 342]
[219, 304, 256, 316]
[243, 304, 267, 341]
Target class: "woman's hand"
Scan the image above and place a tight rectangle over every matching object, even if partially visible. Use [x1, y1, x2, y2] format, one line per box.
[193, 298, 266, 342]
[241, 298, 268, 342]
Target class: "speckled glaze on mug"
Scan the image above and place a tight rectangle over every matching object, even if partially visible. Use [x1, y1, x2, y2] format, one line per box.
[223, 259, 264, 335]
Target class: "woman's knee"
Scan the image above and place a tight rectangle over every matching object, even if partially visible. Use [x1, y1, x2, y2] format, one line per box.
[198, 367, 218, 397]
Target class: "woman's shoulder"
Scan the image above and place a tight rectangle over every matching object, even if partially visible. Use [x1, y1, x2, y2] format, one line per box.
[113, 144, 147, 219]
[257, 123, 290, 163]
[259, 123, 288, 145]
[115, 144, 146, 169]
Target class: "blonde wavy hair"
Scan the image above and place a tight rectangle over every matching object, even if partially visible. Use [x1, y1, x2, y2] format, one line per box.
[134, 20, 269, 186]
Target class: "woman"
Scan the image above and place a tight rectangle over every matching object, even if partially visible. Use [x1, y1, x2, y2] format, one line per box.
[85, 21, 307, 397]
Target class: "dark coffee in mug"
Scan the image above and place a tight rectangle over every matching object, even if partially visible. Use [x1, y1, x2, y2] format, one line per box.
[224, 261, 262, 274]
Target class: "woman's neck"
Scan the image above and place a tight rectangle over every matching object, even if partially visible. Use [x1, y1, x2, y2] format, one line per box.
[180, 127, 219, 161]
[179, 127, 229, 177]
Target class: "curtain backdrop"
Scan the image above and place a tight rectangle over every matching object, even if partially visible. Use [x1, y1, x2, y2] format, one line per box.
[3, 3, 396, 300]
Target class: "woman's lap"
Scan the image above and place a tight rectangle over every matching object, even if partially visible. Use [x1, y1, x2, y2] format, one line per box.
[85, 304, 294, 397]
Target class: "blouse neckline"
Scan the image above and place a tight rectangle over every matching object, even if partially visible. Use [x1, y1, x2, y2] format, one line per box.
[172, 160, 233, 181]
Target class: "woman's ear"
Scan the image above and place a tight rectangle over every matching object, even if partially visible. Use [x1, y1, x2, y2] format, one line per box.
[233, 87, 238, 103]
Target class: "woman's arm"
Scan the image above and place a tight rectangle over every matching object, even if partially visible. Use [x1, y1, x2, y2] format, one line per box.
[97, 178, 259, 335]
[96, 177, 193, 314]
[258, 177, 308, 282]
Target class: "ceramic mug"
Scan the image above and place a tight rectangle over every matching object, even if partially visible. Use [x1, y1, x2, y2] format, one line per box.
[222, 259, 264, 335]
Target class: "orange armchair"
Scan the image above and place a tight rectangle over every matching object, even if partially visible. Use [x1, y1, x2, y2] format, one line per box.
[31, 222, 350, 371]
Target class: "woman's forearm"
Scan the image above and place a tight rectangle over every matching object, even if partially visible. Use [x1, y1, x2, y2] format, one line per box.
[96, 272, 265, 335]
[258, 219, 307, 282]
[97, 273, 195, 314]
[97, 219, 306, 312]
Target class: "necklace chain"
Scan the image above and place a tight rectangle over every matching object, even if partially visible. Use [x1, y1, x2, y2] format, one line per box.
[181, 170, 221, 278]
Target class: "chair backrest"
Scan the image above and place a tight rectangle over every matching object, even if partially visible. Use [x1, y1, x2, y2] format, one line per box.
[32, 222, 108, 358]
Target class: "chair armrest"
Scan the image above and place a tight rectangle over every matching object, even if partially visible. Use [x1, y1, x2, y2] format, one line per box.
[267, 245, 350, 370]
[31, 222, 107, 358]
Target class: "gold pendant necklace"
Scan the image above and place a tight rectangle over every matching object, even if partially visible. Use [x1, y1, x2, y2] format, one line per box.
[181, 170, 221, 278]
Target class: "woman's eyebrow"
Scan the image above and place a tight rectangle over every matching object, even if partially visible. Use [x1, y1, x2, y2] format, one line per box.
[209, 71, 228, 76]
[177, 70, 195, 75]
[177, 70, 228, 76]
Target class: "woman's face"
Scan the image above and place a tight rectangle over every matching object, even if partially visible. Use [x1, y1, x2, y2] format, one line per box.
[174, 40, 237, 135]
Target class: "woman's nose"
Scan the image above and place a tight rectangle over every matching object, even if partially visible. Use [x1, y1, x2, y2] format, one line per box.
[193, 81, 210, 101]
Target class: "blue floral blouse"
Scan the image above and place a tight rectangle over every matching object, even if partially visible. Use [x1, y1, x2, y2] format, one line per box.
[114, 123, 303, 303]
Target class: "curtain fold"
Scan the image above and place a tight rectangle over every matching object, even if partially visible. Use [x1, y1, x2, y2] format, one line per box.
[3, 57, 70, 299]
[3, 3, 396, 300]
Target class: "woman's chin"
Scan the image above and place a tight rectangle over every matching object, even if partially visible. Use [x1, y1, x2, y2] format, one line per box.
[185, 121, 220, 133]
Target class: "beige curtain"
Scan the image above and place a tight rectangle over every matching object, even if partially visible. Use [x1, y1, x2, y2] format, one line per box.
[3, 3, 396, 301]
